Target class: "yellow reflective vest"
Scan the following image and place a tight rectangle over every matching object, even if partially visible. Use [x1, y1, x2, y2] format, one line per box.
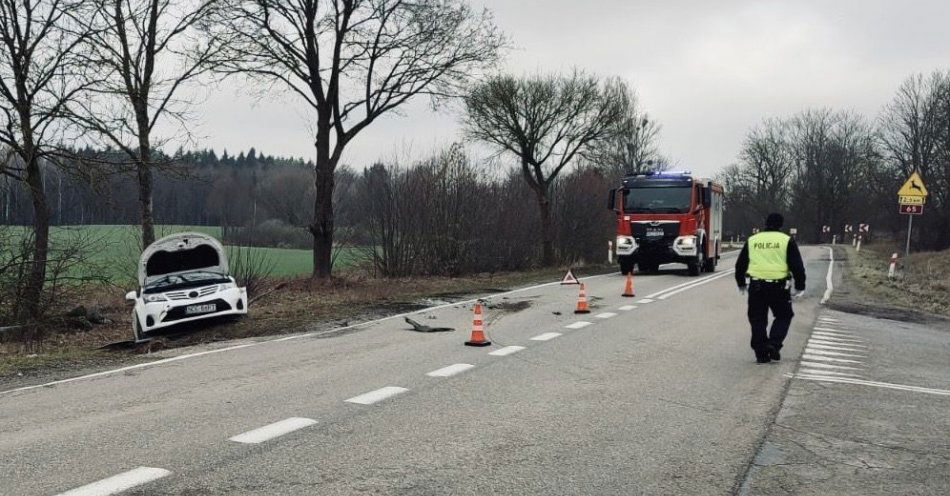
[747, 231, 791, 280]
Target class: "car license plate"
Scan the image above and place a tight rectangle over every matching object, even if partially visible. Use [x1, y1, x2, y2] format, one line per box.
[185, 304, 216, 315]
[646, 227, 664, 237]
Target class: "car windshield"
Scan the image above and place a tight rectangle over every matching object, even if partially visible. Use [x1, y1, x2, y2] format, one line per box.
[145, 270, 230, 292]
[623, 187, 693, 213]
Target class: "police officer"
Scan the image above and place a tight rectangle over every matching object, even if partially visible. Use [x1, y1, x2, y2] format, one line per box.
[735, 213, 806, 363]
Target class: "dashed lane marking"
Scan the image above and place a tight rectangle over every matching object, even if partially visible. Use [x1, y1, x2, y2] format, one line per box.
[636, 298, 655, 304]
[565, 321, 592, 330]
[798, 361, 862, 371]
[426, 363, 475, 378]
[530, 332, 562, 341]
[55, 467, 171, 496]
[229, 417, 318, 444]
[489, 346, 525, 356]
[791, 374, 950, 396]
[345, 386, 409, 405]
[802, 353, 864, 364]
[595, 312, 617, 319]
[618, 305, 637, 311]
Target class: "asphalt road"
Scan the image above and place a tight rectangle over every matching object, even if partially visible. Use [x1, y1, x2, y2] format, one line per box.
[2, 246, 936, 495]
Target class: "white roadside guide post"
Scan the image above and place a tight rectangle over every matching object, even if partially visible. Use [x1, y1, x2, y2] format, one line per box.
[608, 241, 614, 264]
[888, 252, 898, 279]
[856, 235, 862, 252]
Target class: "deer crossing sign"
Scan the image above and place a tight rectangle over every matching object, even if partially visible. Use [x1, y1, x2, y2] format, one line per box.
[897, 172, 928, 203]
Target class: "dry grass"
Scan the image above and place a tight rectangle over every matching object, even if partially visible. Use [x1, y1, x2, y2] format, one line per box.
[847, 242, 950, 317]
[0, 264, 613, 379]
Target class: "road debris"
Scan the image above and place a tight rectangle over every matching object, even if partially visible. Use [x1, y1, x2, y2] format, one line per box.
[405, 317, 454, 333]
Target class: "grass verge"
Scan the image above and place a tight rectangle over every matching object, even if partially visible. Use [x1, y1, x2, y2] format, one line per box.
[838, 242, 950, 320]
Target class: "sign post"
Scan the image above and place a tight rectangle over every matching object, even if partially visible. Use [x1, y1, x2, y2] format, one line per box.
[897, 171, 928, 256]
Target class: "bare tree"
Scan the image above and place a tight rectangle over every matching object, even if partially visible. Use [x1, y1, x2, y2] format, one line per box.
[464, 71, 629, 266]
[208, 0, 504, 278]
[0, 0, 87, 319]
[583, 82, 661, 178]
[69, 0, 225, 247]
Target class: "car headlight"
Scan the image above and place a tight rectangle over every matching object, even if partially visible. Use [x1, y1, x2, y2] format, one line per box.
[144, 294, 167, 303]
[617, 236, 635, 246]
[219, 282, 236, 290]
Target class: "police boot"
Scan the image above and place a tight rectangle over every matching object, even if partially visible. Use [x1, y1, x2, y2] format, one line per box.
[767, 345, 781, 362]
[755, 350, 771, 364]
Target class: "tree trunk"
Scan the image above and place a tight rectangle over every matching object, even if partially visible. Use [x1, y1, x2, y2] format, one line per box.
[536, 188, 555, 266]
[20, 154, 50, 320]
[310, 125, 335, 279]
[136, 120, 155, 248]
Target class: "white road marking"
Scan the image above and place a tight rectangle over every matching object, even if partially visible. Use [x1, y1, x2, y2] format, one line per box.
[636, 298, 654, 304]
[811, 334, 864, 344]
[0, 343, 255, 398]
[799, 361, 862, 371]
[656, 270, 737, 300]
[806, 345, 868, 355]
[618, 305, 637, 311]
[530, 332, 562, 341]
[643, 265, 738, 299]
[1, 254, 744, 397]
[426, 363, 475, 378]
[565, 321, 592, 329]
[808, 340, 867, 349]
[345, 386, 409, 405]
[792, 375, 950, 396]
[56, 467, 171, 496]
[814, 326, 852, 333]
[817, 317, 840, 323]
[595, 312, 617, 319]
[821, 247, 834, 305]
[229, 417, 318, 444]
[489, 346, 525, 356]
[803, 348, 865, 358]
[801, 353, 863, 364]
[798, 368, 862, 378]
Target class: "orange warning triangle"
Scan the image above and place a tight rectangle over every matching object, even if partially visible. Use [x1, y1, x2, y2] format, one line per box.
[561, 269, 580, 285]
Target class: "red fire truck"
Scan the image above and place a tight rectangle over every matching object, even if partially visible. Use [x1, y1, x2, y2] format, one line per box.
[607, 171, 724, 276]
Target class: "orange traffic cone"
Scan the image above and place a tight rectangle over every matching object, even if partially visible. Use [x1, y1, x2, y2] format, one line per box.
[465, 303, 491, 347]
[574, 283, 591, 314]
[622, 274, 635, 297]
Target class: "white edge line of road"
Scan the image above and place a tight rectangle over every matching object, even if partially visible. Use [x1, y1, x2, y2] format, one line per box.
[228, 417, 318, 444]
[821, 246, 834, 305]
[2, 270, 626, 398]
[55, 467, 171, 496]
[790, 373, 950, 396]
[656, 270, 736, 300]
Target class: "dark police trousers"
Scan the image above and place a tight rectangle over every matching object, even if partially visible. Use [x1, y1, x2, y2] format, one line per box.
[747, 279, 794, 352]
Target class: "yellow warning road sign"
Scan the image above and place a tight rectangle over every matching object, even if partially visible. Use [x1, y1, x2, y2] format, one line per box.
[897, 172, 928, 197]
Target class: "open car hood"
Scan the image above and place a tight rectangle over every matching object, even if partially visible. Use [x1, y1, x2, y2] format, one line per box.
[138, 232, 229, 288]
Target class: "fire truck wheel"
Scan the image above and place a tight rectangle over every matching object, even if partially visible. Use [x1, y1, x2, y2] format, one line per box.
[687, 257, 702, 276]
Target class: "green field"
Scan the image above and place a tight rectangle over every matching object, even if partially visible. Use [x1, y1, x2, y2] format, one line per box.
[2, 225, 361, 284]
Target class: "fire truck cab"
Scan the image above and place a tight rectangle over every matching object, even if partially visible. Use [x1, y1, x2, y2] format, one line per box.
[607, 171, 724, 276]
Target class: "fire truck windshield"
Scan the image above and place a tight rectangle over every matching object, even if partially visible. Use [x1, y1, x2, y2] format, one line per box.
[623, 187, 692, 213]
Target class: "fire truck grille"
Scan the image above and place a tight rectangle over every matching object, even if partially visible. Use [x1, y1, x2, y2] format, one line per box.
[631, 222, 680, 240]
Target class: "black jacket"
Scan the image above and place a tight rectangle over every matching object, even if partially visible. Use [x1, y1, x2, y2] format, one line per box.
[734, 230, 806, 290]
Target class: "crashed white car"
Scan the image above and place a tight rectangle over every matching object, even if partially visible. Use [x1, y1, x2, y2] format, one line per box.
[125, 232, 247, 341]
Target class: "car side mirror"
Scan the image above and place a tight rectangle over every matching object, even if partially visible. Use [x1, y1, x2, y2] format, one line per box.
[702, 186, 712, 208]
[606, 188, 617, 211]
[125, 290, 137, 302]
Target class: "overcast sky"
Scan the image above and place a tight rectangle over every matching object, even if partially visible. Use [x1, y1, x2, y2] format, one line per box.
[192, 0, 950, 178]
